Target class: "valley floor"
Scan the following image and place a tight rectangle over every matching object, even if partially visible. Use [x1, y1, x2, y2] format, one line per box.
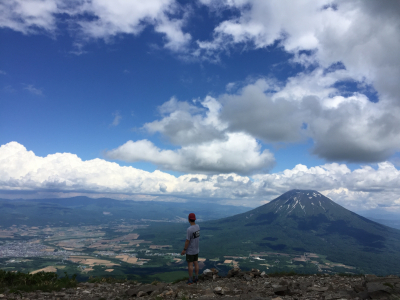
[0, 221, 360, 281]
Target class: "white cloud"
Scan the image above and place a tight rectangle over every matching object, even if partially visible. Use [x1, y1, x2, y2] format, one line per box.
[219, 78, 305, 143]
[132, 68, 400, 164]
[0, 0, 58, 34]
[215, 69, 400, 162]
[2, 141, 400, 212]
[110, 111, 122, 127]
[197, 0, 400, 105]
[105, 132, 275, 175]
[0, 0, 191, 51]
[24, 84, 43, 95]
[0, 70, 6, 75]
[143, 96, 226, 145]
[0, 141, 178, 194]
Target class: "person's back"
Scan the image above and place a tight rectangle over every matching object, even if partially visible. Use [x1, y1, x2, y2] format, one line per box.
[186, 223, 200, 255]
[181, 213, 200, 285]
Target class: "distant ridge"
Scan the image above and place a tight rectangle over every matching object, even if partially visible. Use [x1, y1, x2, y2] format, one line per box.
[0, 196, 249, 227]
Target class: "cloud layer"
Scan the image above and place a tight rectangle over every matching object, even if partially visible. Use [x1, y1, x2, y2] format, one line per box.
[197, 0, 400, 103]
[0, 0, 190, 51]
[2, 141, 400, 212]
[110, 68, 400, 168]
[105, 132, 275, 175]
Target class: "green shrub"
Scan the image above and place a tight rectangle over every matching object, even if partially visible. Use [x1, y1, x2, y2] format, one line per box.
[0, 270, 77, 293]
[267, 270, 299, 277]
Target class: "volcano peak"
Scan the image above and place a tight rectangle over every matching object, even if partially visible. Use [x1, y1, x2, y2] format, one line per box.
[267, 189, 337, 217]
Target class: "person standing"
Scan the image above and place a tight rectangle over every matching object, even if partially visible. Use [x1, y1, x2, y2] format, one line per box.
[181, 213, 200, 285]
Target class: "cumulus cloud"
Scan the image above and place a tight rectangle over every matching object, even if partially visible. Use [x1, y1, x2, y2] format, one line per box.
[131, 67, 400, 164]
[143, 96, 226, 146]
[197, 0, 400, 104]
[105, 132, 275, 175]
[2, 141, 400, 212]
[146, 69, 398, 164]
[219, 79, 305, 143]
[0, 141, 179, 194]
[0, 0, 191, 51]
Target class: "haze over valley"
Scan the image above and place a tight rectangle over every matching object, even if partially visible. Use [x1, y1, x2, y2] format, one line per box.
[1, 190, 400, 280]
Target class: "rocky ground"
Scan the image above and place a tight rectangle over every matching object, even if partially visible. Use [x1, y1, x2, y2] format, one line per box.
[0, 268, 399, 300]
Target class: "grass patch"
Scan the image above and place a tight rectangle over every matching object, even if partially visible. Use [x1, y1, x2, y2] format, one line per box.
[88, 276, 131, 284]
[383, 282, 394, 289]
[0, 270, 77, 293]
[267, 271, 300, 277]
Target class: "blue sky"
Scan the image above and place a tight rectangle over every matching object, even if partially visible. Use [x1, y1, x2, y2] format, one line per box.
[1, 0, 400, 213]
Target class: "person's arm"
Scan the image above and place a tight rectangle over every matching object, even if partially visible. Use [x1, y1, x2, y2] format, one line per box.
[180, 239, 190, 255]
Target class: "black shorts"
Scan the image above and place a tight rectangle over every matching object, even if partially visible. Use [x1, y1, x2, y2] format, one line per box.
[186, 254, 198, 262]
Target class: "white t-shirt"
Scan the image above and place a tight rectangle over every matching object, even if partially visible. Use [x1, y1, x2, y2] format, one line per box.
[186, 224, 200, 255]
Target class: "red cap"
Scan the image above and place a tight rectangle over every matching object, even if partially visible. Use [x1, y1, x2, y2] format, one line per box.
[188, 213, 196, 221]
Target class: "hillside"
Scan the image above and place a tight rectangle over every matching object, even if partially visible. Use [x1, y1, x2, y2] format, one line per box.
[150, 190, 400, 275]
[199, 190, 400, 275]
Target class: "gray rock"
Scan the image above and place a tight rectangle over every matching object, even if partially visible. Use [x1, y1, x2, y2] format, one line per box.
[366, 282, 392, 293]
[8, 269, 400, 300]
[308, 286, 329, 292]
[203, 269, 213, 276]
[245, 275, 253, 281]
[56, 292, 66, 297]
[126, 287, 139, 297]
[353, 285, 366, 293]
[357, 291, 370, 300]
[214, 287, 224, 295]
[272, 284, 289, 295]
[368, 290, 391, 300]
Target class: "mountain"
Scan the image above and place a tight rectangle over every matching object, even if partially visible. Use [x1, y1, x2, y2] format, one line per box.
[0, 196, 250, 227]
[194, 189, 400, 275]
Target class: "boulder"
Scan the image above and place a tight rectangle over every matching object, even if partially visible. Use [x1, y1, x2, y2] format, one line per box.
[366, 282, 392, 293]
[272, 284, 289, 296]
[125, 284, 158, 297]
[137, 290, 146, 297]
[227, 267, 241, 278]
[214, 287, 224, 295]
[203, 269, 213, 275]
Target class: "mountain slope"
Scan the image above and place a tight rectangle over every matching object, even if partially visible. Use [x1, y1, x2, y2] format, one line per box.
[198, 189, 400, 275]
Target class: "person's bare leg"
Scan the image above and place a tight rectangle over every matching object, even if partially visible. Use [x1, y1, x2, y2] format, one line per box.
[188, 261, 193, 279]
[194, 261, 199, 277]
